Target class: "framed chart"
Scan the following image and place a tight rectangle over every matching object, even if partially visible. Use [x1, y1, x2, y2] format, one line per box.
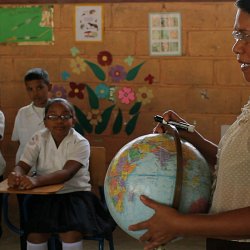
[75, 5, 103, 42]
[149, 12, 182, 56]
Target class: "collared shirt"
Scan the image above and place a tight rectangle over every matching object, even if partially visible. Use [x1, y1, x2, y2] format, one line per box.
[20, 128, 91, 194]
[11, 103, 45, 163]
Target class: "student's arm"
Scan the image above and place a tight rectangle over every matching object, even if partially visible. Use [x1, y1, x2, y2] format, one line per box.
[19, 160, 82, 189]
[129, 196, 250, 250]
[8, 161, 31, 188]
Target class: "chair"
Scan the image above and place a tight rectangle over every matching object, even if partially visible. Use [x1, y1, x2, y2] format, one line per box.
[83, 146, 115, 250]
[2, 146, 115, 250]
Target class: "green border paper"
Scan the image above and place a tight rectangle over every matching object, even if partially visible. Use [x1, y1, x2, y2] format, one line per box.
[0, 5, 54, 45]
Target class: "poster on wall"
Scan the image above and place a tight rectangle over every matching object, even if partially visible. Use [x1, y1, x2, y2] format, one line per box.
[0, 5, 54, 45]
[75, 5, 103, 42]
[149, 12, 182, 56]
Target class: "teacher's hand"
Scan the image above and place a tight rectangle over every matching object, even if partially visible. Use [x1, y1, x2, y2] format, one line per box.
[129, 195, 181, 250]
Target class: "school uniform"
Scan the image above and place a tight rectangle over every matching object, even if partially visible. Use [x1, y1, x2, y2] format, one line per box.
[11, 103, 47, 250]
[21, 128, 115, 236]
[11, 103, 45, 164]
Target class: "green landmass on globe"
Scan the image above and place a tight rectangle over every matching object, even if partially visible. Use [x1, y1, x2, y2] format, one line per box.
[104, 133, 212, 239]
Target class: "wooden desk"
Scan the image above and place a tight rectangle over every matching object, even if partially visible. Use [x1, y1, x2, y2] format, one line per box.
[0, 179, 63, 194]
[0, 179, 64, 240]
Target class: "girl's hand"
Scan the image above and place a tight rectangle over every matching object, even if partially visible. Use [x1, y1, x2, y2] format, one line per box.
[19, 176, 37, 190]
[7, 171, 21, 188]
[129, 195, 181, 250]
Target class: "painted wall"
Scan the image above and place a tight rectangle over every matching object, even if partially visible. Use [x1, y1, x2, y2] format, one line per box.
[0, 2, 248, 173]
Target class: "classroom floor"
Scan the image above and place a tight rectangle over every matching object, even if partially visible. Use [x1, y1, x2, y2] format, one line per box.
[0, 224, 206, 250]
[0, 196, 206, 250]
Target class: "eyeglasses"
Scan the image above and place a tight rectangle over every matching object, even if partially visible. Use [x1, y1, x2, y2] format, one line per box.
[46, 114, 73, 121]
[232, 30, 250, 43]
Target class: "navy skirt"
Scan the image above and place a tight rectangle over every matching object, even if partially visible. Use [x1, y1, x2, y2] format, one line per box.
[24, 191, 116, 237]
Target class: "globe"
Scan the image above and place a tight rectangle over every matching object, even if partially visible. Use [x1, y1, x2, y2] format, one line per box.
[104, 133, 212, 240]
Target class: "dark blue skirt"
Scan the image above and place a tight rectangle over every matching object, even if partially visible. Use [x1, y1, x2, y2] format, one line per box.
[24, 191, 116, 237]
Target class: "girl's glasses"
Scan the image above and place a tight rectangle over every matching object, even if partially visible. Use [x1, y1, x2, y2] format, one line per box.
[46, 114, 73, 121]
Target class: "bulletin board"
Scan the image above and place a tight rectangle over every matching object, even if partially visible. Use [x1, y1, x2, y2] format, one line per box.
[0, 5, 54, 44]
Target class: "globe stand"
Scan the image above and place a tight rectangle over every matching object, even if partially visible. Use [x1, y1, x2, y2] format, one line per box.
[163, 124, 183, 210]
[154, 124, 184, 250]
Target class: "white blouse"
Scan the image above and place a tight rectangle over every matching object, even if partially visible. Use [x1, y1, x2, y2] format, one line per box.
[210, 100, 250, 242]
[12, 103, 46, 163]
[20, 128, 91, 194]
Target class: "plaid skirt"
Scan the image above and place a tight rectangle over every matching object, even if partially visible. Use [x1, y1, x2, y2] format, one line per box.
[24, 191, 116, 237]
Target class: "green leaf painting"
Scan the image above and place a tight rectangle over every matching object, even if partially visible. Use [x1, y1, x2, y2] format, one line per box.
[126, 62, 145, 81]
[84, 60, 106, 81]
[129, 102, 142, 115]
[74, 121, 85, 136]
[86, 84, 99, 109]
[112, 108, 123, 134]
[74, 105, 93, 133]
[125, 113, 140, 135]
[95, 105, 115, 134]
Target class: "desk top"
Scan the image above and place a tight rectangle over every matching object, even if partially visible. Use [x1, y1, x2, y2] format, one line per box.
[0, 179, 63, 194]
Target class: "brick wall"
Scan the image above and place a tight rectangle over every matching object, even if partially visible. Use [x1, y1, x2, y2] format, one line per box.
[0, 2, 247, 173]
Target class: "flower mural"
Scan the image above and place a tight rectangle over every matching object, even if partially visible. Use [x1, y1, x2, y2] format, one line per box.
[68, 82, 85, 99]
[95, 83, 109, 99]
[118, 87, 135, 104]
[87, 109, 102, 126]
[124, 56, 134, 66]
[97, 51, 113, 66]
[136, 87, 154, 105]
[109, 65, 127, 83]
[144, 74, 154, 85]
[51, 85, 67, 99]
[70, 56, 87, 75]
[61, 49, 154, 135]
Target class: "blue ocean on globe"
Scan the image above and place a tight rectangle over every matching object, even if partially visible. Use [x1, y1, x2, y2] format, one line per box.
[104, 133, 212, 240]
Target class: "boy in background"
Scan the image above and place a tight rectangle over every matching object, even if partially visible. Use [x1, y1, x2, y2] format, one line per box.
[12, 68, 52, 164]
[11, 68, 52, 249]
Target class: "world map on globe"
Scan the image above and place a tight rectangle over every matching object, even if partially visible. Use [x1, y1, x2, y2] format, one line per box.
[104, 133, 212, 239]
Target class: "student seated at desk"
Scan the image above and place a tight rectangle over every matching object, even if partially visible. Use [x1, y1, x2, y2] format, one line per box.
[11, 67, 52, 250]
[8, 98, 115, 250]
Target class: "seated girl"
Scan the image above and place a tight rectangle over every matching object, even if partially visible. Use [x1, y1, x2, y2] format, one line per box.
[8, 98, 115, 250]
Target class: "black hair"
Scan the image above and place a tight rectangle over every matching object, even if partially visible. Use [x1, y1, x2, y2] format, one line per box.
[45, 98, 75, 117]
[24, 68, 50, 85]
[235, 0, 250, 14]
